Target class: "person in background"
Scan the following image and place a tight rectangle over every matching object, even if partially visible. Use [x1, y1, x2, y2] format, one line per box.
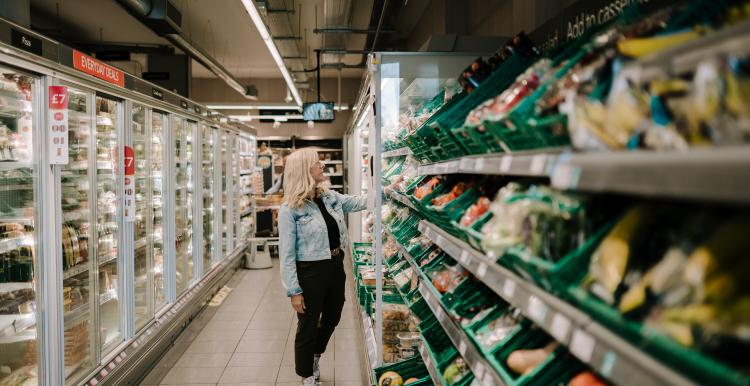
[265, 155, 287, 195]
[278, 148, 367, 386]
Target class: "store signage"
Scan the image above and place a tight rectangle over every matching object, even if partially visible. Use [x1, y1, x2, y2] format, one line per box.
[10, 28, 43, 56]
[123, 145, 135, 222]
[72, 50, 125, 87]
[151, 88, 164, 100]
[529, 0, 680, 52]
[48, 85, 69, 164]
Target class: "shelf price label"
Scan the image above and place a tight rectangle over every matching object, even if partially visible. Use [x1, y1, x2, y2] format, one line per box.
[570, 329, 596, 362]
[123, 145, 135, 222]
[48, 85, 69, 164]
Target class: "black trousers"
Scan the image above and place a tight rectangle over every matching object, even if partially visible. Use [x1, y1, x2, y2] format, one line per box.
[294, 252, 346, 377]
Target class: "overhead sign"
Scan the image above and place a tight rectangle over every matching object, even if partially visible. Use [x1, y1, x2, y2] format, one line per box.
[10, 28, 42, 56]
[73, 50, 125, 87]
[529, 0, 680, 52]
[123, 145, 135, 222]
[48, 85, 69, 164]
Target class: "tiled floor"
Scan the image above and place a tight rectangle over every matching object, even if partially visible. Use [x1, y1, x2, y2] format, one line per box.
[141, 259, 366, 386]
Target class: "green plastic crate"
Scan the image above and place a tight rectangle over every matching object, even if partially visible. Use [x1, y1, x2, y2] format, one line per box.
[501, 222, 613, 292]
[373, 356, 431, 386]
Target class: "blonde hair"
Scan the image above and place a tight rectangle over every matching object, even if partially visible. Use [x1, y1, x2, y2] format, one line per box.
[283, 148, 324, 208]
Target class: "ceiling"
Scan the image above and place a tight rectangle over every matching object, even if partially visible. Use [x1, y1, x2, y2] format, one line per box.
[29, 0, 378, 79]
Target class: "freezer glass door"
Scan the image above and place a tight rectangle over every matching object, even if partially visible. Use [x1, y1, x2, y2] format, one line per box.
[0, 66, 39, 385]
[201, 124, 214, 270]
[61, 86, 95, 383]
[220, 131, 228, 258]
[174, 117, 194, 293]
[238, 136, 253, 239]
[231, 134, 238, 249]
[132, 104, 151, 330]
[96, 95, 122, 353]
[152, 112, 165, 310]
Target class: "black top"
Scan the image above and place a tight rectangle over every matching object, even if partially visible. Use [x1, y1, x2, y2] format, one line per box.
[313, 196, 340, 250]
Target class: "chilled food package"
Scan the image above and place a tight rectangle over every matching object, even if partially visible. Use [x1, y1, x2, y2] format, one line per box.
[583, 203, 750, 373]
[475, 308, 523, 348]
[407, 235, 433, 254]
[566, 47, 750, 151]
[459, 197, 491, 226]
[430, 264, 468, 294]
[569, 371, 610, 386]
[481, 183, 586, 262]
[506, 341, 559, 376]
[382, 302, 418, 362]
[414, 177, 442, 200]
[463, 60, 551, 127]
[443, 357, 470, 385]
[431, 182, 467, 207]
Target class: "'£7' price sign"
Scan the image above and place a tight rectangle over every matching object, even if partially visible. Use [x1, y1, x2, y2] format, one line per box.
[124, 145, 135, 222]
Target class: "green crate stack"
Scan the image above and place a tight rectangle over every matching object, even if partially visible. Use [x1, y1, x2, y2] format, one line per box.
[451, 123, 507, 155]
[429, 122, 470, 161]
[372, 356, 432, 386]
[403, 92, 470, 163]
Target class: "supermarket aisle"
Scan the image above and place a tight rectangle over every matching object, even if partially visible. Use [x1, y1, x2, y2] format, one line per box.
[141, 259, 365, 386]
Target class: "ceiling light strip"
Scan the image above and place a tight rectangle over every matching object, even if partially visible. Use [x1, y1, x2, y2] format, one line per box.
[240, 0, 303, 107]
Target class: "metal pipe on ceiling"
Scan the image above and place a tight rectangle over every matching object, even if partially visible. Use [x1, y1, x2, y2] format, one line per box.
[314, 27, 395, 34]
[165, 34, 255, 99]
[370, 0, 390, 52]
[116, 0, 256, 100]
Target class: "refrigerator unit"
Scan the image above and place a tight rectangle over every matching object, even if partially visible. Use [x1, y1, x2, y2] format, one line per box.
[0, 18, 258, 386]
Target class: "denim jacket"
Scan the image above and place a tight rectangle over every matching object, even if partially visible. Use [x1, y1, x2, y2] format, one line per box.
[279, 190, 367, 296]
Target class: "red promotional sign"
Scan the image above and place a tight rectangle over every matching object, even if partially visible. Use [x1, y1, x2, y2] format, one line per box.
[123, 145, 135, 176]
[48, 85, 69, 164]
[124, 145, 135, 222]
[73, 50, 125, 87]
[49, 85, 69, 109]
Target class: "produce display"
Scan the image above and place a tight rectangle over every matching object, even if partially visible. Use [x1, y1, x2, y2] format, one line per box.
[583, 204, 750, 374]
[359, 2, 750, 386]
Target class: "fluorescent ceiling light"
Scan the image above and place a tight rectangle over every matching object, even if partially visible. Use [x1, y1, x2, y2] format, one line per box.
[209, 103, 349, 111]
[229, 114, 304, 122]
[207, 103, 302, 111]
[240, 0, 303, 107]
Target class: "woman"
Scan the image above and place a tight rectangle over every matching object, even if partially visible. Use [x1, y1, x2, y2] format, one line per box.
[278, 148, 367, 386]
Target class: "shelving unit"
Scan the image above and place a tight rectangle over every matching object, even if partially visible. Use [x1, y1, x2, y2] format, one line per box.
[417, 147, 750, 204]
[348, 10, 750, 385]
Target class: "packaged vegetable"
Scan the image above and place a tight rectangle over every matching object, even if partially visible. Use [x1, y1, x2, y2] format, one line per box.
[414, 177, 441, 200]
[443, 357, 469, 385]
[460, 197, 491, 226]
[506, 341, 558, 376]
[568, 371, 609, 386]
[481, 183, 586, 262]
[431, 182, 467, 207]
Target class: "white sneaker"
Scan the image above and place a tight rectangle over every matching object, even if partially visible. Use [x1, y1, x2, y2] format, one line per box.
[313, 355, 321, 381]
[301, 375, 316, 386]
